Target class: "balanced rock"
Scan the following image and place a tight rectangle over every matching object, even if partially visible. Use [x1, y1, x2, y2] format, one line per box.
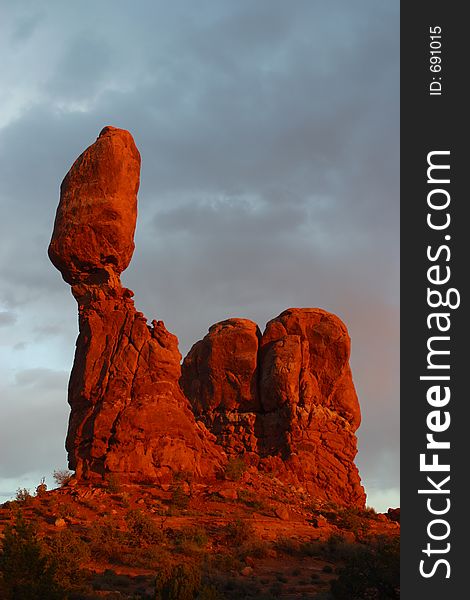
[49, 126, 365, 507]
[49, 126, 140, 285]
[49, 127, 225, 483]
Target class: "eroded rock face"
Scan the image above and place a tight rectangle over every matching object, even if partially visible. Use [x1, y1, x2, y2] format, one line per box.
[181, 319, 261, 456]
[50, 126, 365, 505]
[49, 127, 225, 483]
[182, 308, 365, 506]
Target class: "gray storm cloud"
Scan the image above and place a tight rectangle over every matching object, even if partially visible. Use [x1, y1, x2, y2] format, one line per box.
[0, 0, 399, 508]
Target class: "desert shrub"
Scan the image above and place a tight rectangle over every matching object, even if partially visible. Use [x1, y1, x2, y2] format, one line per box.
[46, 528, 90, 591]
[0, 514, 63, 599]
[125, 509, 164, 546]
[53, 469, 73, 487]
[224, 457, 247, 482]
[335, 508, 371, 537]
[122, 544, 172, 570]
[312, 501, 340, 521]
[311, 572, 321, 580]
[55, 500, 77, 519]
[223, 518, 254, 545]
[197, 584, 223, 600]
[312, 503, 377, 537]
[330, 537, 400, 600]
[269, 582, 283, 595]
[364, 505, 378, 518]
[174, 525, 209, 557]
[237, 489, 265, 511]
[15, 488, 32, 504]
[239, 539, 270, 559]
[88, 516, 127, 563]
[274, 536, 300, 555]
[210, 552, 241, 573]
[323, 534, 363, 561]
[178, 525, 209, 548]
[120, 491, 131, 508]
[300, 540, 324, 556]
[169, 484, 190, 510]
[156, 563, 201, 600]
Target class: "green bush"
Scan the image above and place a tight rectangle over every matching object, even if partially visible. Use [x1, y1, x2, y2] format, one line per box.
[237, 489, 265, 511]
[331, 537, 400, 599]
[52, 469, 73, 487]
[177, 526, 208, 548]
[238, 539, 270, 559]
[46, 528, 90, 591]
[170, 484, 190, 510]
[335, 508, 371, 537]
[125, 509, 164, 546]
[0, 514, 63, 599]
[197, 584, 222, 599]
[274, 536, 300, 555]
[156, 563, 201, 600]
[15, 488, 32, 504]
[88, 516, 127, 562]
[223, 518, 255, 545]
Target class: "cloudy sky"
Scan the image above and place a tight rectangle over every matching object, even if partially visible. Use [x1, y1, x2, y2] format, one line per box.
[0, 0, 399, 510]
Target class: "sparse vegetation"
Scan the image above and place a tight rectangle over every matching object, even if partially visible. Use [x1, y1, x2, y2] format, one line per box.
[330, 536, 400, 599]
[125, 508, 164, 546]
[223, 518, 255, 545]
[46, 528, 91, 592]
[0, 514, 63, 599]
[15, 488, 32, 504]
[274, 536, 300, 555]
[88, 516, 128, 563]
[156, 563, 201, 600]
[310, 502, 379, 539]
[170, 484, 190, 510]
[52, 469, 73, 487]
[237, 489, 265, 511]
[0, 483, 399, 599]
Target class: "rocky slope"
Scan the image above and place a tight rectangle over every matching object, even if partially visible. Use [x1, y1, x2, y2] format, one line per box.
[49, 126, 365, 506]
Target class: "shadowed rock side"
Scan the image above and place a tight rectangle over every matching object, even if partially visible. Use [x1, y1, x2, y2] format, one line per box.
[49, 126, 365, 506]
[49, 127, 225, 483]
[181, 309, 365, 506]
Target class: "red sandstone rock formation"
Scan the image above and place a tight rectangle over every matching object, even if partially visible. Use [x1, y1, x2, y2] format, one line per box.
[49, 127, 225, 483]
[181, 319, 262, 456]
[50, 126, 365, 506]
[181, 309, 365, 506]
[49, 126, 139, 286]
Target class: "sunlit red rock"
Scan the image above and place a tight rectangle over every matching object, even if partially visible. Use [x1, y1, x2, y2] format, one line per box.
[182, 308, 365, 506]
[48, 126, 140, 285]
[50, 126, 365, 506]
[181, 318, 261, 455]
[49, 127, 225, 483]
